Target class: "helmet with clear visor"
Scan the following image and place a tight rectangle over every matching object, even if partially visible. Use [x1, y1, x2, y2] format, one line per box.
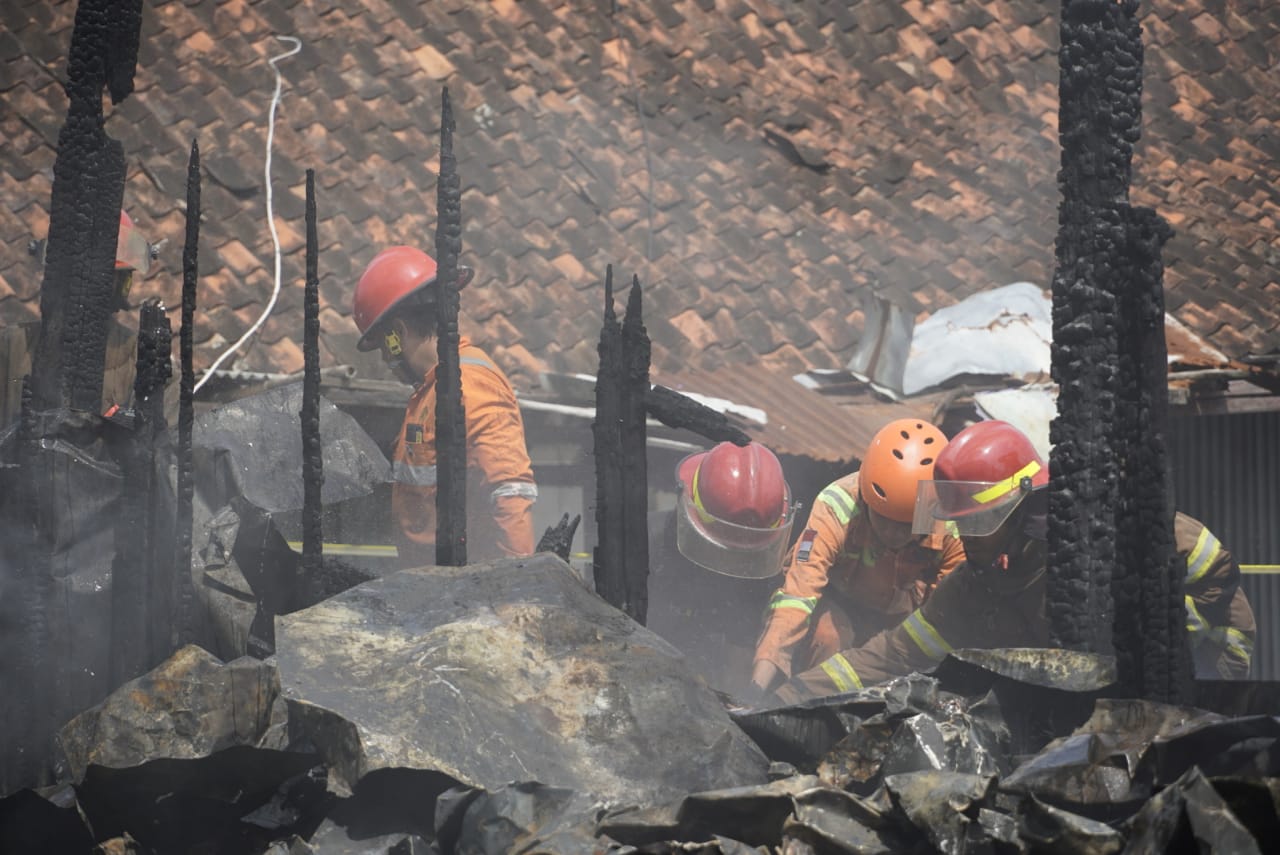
[912, 420, 1049, 537]
[674, 441, 796, 578]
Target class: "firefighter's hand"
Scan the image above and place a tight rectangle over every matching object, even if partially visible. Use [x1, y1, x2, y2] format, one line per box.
[751, 660, 782, 694]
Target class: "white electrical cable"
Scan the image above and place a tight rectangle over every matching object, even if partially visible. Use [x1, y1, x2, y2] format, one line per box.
[194, 35, 302, 395]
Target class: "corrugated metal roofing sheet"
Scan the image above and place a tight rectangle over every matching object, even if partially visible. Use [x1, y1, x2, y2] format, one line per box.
[651, 364, 941, 464]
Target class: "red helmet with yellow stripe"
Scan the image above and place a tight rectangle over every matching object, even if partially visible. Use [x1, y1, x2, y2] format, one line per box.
[674, 441, 795, 578]
[912, 420, 1048, 537]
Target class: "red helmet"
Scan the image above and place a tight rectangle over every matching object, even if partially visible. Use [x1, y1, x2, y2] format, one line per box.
[353, 246, 474, 351]
[913, 420, 1049, 537]
[674, 442, 795, 578]
[860, 419, 948, 523]
[115, 210, 152, 274]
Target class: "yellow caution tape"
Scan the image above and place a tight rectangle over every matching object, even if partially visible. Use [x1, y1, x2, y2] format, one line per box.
[286, 542, 398, 557]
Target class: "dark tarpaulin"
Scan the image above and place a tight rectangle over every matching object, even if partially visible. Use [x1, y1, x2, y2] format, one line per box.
[0, 411, 175, 793]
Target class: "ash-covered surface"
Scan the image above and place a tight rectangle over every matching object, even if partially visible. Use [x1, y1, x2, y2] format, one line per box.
[3, 565, 1279, 853]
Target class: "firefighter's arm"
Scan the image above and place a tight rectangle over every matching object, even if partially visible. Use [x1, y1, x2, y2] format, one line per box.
[752, 495, 848, 679]
[914, 531, 967, 606]
[464, 367, 537, 556]
[776, 577, 962, 703]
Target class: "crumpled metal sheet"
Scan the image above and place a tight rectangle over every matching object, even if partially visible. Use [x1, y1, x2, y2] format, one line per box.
[597, 775, 821, 850]
[1124, 767, 1263, 854]
[732, 674, 941, 771]
[1003, 699, 1225, 808]
[1014, 795, 1122, 854]
[883, 771, 995, 854]
[929, 648, 1117, 756]
[435, 781, 605, 855]
[782, 786, 906, 854]
[275, 554, 769, 804]
[193, 383, 389, 514]
[56, 644, 290, 781]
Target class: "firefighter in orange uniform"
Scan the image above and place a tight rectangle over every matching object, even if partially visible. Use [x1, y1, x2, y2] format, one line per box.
[647, 441, 797, 697]
[776, 420, 1256, 702]
[353, 246, 537, 567]
[750, 419, 965, 696]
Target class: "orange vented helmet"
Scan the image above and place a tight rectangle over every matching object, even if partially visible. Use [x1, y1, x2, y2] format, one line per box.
[859, 419, 948, 523]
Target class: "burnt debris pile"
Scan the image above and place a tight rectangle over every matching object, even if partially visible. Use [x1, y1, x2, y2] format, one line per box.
[5, 634, 1280, 853]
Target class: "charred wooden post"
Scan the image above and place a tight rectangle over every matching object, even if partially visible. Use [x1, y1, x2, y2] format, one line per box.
[592, 266, 626, 611]
[29, 0, 142, 413]
[434, 87, 467, 566]
[1049, 0, 1184, 700]
[646, 385, 751, 446]
[111, 301, 171, 687]
[620, 276, 651, 624]
[301, 169, 324, 588]
[176, 139, 200, 645]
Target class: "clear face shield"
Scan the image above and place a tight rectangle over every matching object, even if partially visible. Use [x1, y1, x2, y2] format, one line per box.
[912, 464, 1043, 538]
[674, 485, 797, 579]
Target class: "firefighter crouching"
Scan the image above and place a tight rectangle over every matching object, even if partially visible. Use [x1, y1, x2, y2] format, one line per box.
[647, 441, 796, 698]
[352, 246, 537, 567]
[775, 420, 1256, 703]
[750, 419, 966, 698]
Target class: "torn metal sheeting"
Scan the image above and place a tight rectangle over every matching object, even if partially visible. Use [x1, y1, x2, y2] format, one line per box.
[56, 644, 290, 781]
[275, 554, 769, 803]
[192, 383, 389, 514]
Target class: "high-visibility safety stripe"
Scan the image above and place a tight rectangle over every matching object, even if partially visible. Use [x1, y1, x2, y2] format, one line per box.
[902, 610, 953, 661]
[460, 355, 496, 370]
[971, 460, 1042, 505]
[1241, 565, 1280, 574]
[818, 484, 858, 527]
[819, 653, 864, 693]
[392, 460, 437, 487]
[491, 481, 539, 501]
[1184, 596, 1211, 636]
[768, 590, 818, 614]
[286, 541, 399, 557]
[1213, 627, 1254, 663]
[1184, 527, 1221, 585]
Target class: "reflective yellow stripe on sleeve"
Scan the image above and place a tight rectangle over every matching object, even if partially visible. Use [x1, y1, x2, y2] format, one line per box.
[1184, 527, 1222, 585]
[1214, 627, 1254, 664]
[1184, 595, 1211, 637]
[818, 484, 858, 527]
[902, 610, 953, 661]
[768, 590, 818, 615]
[819, 653, 864, 693]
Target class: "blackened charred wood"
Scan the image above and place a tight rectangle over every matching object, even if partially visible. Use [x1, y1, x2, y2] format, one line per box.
[538, 513, 582, 564]
[111, 302, 171, 687]
[592, 266, 626, 611]
[434, 86, 466, 566]
[1047, 0, 1129, 653]
[301, 169, 324, 588]
[177, 139, 199, 646]
[1114, 206, 1185, 702]
[1049, 0, 1185, 701]
[619, 276, 650, 624]
[646, 384, 751, 446]
[29, 0, 142, 413]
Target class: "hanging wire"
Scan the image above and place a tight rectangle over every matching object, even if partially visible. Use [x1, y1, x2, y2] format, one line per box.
[193, 35, 302, 394]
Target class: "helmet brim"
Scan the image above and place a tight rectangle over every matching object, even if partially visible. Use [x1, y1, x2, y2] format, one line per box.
[356, 265, 474, 351]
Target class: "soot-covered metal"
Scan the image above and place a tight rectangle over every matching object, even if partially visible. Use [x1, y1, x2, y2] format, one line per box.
[1047, 0, 1187, 701]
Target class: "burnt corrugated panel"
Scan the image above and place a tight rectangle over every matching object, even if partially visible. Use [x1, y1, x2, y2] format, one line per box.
[652, 365, 943, 464]
[1170, 411, 1280, 679]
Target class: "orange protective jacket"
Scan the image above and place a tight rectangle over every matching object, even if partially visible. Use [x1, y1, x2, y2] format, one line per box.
[753, 471, 965, 677]
[391, 337, 537, 567]
[781, 512, 1256, 701]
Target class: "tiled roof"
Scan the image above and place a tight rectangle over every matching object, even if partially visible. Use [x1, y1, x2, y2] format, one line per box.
[3, 0, 1278, 395]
